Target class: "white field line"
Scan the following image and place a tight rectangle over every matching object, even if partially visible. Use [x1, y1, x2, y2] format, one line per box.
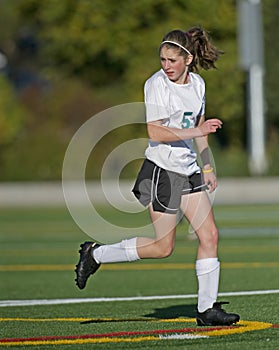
[159, 334, 209, 339]
[0, 289, 279, 307]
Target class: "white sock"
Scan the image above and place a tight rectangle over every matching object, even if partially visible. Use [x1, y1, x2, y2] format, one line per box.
[92, 237, 140, 264]
[196, 258, 220, 313]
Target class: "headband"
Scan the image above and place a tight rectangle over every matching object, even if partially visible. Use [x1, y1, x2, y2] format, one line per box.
[160, 40, 192, 55]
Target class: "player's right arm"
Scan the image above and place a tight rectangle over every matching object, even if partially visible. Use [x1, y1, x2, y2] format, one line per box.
[147, 118, 222, 142]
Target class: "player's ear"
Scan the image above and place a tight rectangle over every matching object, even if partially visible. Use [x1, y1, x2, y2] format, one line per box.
[185, 54, 193, 66]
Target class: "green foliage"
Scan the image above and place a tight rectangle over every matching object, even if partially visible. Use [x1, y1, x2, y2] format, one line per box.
[0, 76, 25, 146]
[264, 0, 279, 127]
[16, 0, 240, 100]
[0, 0, 278, 179]
[0, 77, 107, 181]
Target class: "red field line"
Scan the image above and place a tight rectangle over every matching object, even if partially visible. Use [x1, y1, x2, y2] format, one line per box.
[0, 326, 237, 343]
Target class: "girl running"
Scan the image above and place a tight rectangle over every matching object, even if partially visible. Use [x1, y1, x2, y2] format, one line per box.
[75, 26, 240, 326]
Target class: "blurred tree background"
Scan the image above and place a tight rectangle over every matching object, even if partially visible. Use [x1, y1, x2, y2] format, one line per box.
[0, 0, 277, 181]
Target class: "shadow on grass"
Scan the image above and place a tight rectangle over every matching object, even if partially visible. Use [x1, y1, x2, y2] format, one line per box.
[80, 304, 197, 324]
[144, 304, 196, 319]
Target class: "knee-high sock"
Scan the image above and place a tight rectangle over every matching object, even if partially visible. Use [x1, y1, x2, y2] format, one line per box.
[92, 237, 139, 263]
[196, 258, 220, 313]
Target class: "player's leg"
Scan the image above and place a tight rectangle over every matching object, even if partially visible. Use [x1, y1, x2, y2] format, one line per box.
[75, 159, 181, 288]
[136, 204, 177, 258]
[181, 191, 219, 309]
[91, 205, 177, 262]
[75, 206, 177, 289]
[181, 191, 218, 259]
[181, 191, 239, 325]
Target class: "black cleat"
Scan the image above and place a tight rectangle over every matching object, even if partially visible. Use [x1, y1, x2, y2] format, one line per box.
[75, 242, 101, 289]
[196, 302, 240, 326]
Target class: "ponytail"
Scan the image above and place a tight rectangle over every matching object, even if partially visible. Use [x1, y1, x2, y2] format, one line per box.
[186, 26, 224, 72]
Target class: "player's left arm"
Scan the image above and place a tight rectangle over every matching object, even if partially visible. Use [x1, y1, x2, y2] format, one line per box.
[194, 115, 218, 193]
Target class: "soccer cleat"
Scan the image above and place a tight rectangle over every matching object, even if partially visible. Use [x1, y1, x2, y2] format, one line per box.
[75, 242, 101, 289]
[196, 302, 240, 326]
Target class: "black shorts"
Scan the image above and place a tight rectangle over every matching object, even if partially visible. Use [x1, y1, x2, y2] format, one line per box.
[132, 159, 207, 214]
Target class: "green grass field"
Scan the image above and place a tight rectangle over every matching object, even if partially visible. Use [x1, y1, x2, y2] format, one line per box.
[0, 204, 278, 349]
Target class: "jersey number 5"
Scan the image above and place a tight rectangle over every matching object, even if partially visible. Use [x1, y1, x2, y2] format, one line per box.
[181, 112, 192, 129]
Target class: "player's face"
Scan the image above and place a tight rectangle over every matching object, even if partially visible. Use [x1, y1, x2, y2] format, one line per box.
[160, 47, 191, 84]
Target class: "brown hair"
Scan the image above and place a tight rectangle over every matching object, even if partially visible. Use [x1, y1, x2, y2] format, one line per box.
[160, 26, 224, 72]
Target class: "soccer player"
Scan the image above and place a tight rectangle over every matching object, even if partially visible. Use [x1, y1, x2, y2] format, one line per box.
[75, 26, 240, 326]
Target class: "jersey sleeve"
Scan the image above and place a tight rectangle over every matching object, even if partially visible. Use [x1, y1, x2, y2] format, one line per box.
[144, 74, 170, 122]
[196, 74, 206, 116]
[200, 94, 206, 116]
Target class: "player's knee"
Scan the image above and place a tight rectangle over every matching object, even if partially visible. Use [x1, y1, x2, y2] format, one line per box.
[155, 241, 174, 258]
[199, 226, 219, 248]
[210, 227, 219, 245]
[161, 245, 173, 258]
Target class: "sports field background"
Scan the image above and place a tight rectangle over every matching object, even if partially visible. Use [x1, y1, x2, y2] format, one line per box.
[0, 184, 278, 349]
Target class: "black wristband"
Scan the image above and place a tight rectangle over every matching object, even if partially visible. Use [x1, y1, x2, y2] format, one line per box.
[200, 147, 210, 167]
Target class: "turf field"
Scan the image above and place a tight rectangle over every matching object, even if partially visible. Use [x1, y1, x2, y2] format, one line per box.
[0, 204, 278, 349]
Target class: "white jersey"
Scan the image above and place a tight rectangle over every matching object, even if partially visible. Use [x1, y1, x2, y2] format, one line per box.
[144, 69, 205, 176]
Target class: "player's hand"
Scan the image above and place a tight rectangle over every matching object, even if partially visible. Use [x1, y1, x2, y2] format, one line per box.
[197, 119, 222, 137]
[204, 171, 217, 193]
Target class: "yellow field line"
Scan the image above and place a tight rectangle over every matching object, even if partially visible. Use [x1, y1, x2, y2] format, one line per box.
[0, 264, 74, 271]
[0, 336, 159, 346]
[1, 245, 278, 257]
[0, 262, 278, 272]
[175, 246, 279, 253]
[0, 320, 273, 346]
[198, 320, 272, 337]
